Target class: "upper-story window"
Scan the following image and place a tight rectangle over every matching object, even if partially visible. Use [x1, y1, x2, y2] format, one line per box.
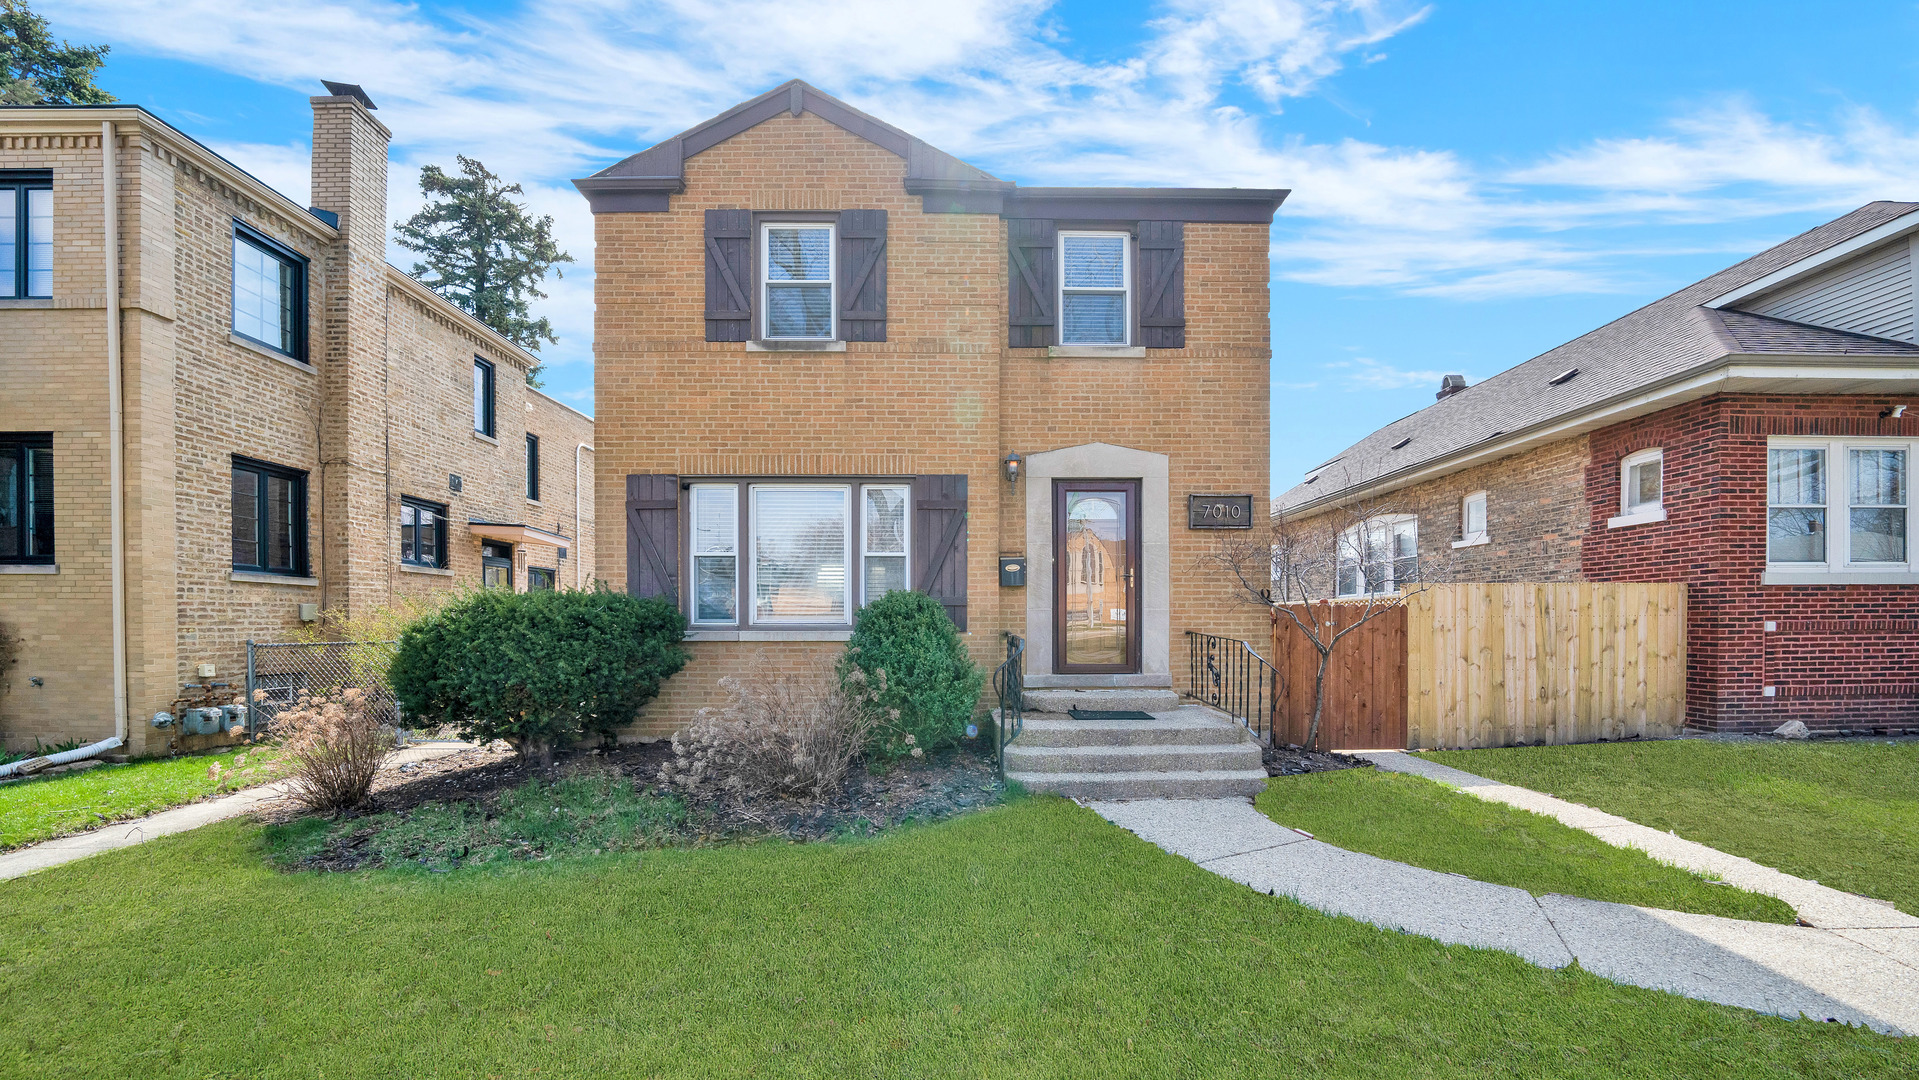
[473, 357, 496, 438]
[0, 174, 52, 299]
[1059, 232, 1130, 346]
[1456, 491, 1489, 547]
[1609, 448, 1665, 528]
[0, 433, 53, 564]
[762, 223, 834, 340]
[231, 457, 309, 577]
[231, 223, 307, 360]
[1768, 439, 1912, 574]
[1335, 515, 1418, 598]
[525, 433, 541, 502]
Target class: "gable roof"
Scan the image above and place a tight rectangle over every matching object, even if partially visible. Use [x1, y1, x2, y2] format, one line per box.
[573, 79, 1288, 221]
[1275, 201, 1919, 517]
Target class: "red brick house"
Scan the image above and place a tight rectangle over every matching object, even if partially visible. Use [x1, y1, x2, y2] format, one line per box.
[1275, 202, 1919, 735]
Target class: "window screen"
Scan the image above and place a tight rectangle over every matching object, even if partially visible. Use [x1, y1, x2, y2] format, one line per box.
[862, 484, 908, 605]
[1059, 233, 1129, 345]
[763, 224, 834, 339]
[1767, 448, 1826, 563]
[1849, 448, 1907, 563]
[691, 484, 739, 624]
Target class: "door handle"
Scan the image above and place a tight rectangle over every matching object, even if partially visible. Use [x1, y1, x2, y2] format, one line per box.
[1122, 567, 1136, 587]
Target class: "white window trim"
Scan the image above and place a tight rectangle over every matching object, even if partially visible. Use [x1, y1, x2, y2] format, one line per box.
[689, 483, 740, 626]
[1454, 490, 1489, 548]
[859, 483, 911, 608]
[1335, 513, 1418, 598]
[749, 483, 853, 626]
[1609, 448, 1666, 528]
[761, 222, 836, 341]
[1057, 231, 1132, 347]
[1764, 436, 1917, 579]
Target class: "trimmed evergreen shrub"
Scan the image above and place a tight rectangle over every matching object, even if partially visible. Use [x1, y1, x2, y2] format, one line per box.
[838, 590, 982, 763]
[390, 586, 688, 767]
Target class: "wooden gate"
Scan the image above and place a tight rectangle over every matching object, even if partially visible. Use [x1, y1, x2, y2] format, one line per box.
[1271, 601, 1407, 750]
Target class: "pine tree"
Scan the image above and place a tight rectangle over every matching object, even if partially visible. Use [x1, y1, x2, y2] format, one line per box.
[393, 156, 573, 386]
[0, 0, 114, 105]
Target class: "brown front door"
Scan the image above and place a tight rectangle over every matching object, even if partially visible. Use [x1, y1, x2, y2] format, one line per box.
[1055, 480, 1141, 674]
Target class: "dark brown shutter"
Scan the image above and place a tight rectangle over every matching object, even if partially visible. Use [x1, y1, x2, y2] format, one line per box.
[625, 474, 680, 601]
[838, 208, 887, 342]
[1137, 220, 1185, 349]
[912, 474, 968, 630]
[1007, 218, 1055, 348]
[704, 210, 752, 342]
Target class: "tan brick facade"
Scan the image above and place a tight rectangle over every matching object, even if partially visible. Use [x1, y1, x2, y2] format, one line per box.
[586, 95, 1276, 735]
[0, 100, 592, 754]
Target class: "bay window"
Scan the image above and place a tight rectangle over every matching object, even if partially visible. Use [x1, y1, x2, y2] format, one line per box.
[1767, 438, 1917, 579]
[688, 480, 910, 628]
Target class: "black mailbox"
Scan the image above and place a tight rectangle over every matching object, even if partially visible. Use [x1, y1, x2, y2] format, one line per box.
[999, 556, 1027, 587]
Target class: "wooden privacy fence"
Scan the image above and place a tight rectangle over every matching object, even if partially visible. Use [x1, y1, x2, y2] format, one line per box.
[1271, 583, 1687, 750]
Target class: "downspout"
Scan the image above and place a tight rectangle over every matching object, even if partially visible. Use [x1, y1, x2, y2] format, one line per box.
[102, 121, 128, 743]
[575, 443, 593, 589]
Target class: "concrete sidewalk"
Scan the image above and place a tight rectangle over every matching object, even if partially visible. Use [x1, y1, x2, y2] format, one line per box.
[1090, 797, 1919, 1034]
[0, 742, 473, 882]
[1357, 749, 1919, 933]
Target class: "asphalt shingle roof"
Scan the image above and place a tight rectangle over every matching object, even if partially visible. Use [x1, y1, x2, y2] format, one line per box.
[1276, 201, 1919, 514]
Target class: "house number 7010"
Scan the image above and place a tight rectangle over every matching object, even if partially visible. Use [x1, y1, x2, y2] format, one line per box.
[1188, 494, 1255, 529]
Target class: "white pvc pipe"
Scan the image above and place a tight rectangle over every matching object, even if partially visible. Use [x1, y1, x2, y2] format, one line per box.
[575, 442, 593, 589]
[102, 121, 128, 743]
[0, 736, 122, 779]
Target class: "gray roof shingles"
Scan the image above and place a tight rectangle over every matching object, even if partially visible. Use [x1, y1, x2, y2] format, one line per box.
[1275, 201, 1919, 514]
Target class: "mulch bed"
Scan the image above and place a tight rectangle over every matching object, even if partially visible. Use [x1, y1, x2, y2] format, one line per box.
[261, 736, 1005, 848]
[1262, 743, 1374, 777]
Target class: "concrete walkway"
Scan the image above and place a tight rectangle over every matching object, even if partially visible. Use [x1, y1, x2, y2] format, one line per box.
[1358, 750, 1919, 934]
[0, 741, 473, 882]
[1090, 797, 1919, 1034]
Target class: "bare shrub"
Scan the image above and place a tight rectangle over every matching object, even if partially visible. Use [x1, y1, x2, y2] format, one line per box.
[267, 687, 395, 813]
[658, 653, 884, 810]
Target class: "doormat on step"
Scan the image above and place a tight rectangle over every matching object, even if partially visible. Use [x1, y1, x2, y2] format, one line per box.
[1067, 709, 1157, 721]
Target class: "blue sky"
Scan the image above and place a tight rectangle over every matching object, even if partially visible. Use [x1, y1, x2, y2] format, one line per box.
[51, 0, 1919, 492]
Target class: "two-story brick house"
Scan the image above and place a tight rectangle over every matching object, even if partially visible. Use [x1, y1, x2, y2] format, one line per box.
[0, 84, 593, 756]
[1276, 202, 1919, 735]
[577, 81, 1285, 787]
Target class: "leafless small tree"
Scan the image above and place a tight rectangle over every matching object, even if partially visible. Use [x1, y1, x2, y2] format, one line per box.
[1208, 490, 1451, 750]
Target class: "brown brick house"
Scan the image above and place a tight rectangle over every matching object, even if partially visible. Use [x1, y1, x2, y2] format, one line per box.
[1276, 202, 1919, 735]
[0, 84, 593, 755]
[576, 81, 1286, 743]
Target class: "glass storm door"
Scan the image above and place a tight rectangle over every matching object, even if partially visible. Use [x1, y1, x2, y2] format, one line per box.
[1055, 481, 1141, 674]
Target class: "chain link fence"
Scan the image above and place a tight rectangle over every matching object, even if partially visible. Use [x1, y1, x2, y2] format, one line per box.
[246, 640, 399, 734]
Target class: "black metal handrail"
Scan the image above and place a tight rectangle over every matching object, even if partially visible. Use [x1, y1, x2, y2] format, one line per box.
[1184, 630, 1276, 744]
[992, 633, 1025, 780]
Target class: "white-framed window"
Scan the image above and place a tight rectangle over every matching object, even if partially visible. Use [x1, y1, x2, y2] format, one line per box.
[762, 222, 834, 340]
[1767, 438, 1914, 578]
[1455, 490, 1489, 548]
[1335, 515, 1418, 598]
[1058, 231, 1130, 346]
[861, 484, 909, 606]
[689, 483, 739, 624]
[1609, 448, 1665, 527]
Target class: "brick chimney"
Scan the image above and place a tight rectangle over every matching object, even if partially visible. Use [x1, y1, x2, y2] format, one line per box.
[309, 83, 393, 619]
[1436, 374, 1467, 401]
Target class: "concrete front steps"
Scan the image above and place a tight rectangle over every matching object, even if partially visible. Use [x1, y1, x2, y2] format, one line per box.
[1003, 689, 1266, 800]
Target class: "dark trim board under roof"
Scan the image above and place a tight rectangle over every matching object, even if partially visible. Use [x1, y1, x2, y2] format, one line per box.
[573, 79, 1288, 222]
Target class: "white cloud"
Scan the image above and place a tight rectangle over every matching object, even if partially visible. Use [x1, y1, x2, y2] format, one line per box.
[1327, 357, 1463, 391]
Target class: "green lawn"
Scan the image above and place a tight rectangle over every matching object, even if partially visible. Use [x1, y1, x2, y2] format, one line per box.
[0, 747, 272, 850]
[1424, 739, 1919, 916]
[1256, 768, 1795, 923]
[2, 799, 1912, 1078]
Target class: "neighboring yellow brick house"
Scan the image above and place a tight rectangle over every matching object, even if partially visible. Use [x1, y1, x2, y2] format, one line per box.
[576, 81, 1285, 745]
[0, 84, 593, 756]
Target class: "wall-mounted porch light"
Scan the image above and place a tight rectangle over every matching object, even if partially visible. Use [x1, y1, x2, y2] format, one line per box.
[1003, 451, 1023, 485]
